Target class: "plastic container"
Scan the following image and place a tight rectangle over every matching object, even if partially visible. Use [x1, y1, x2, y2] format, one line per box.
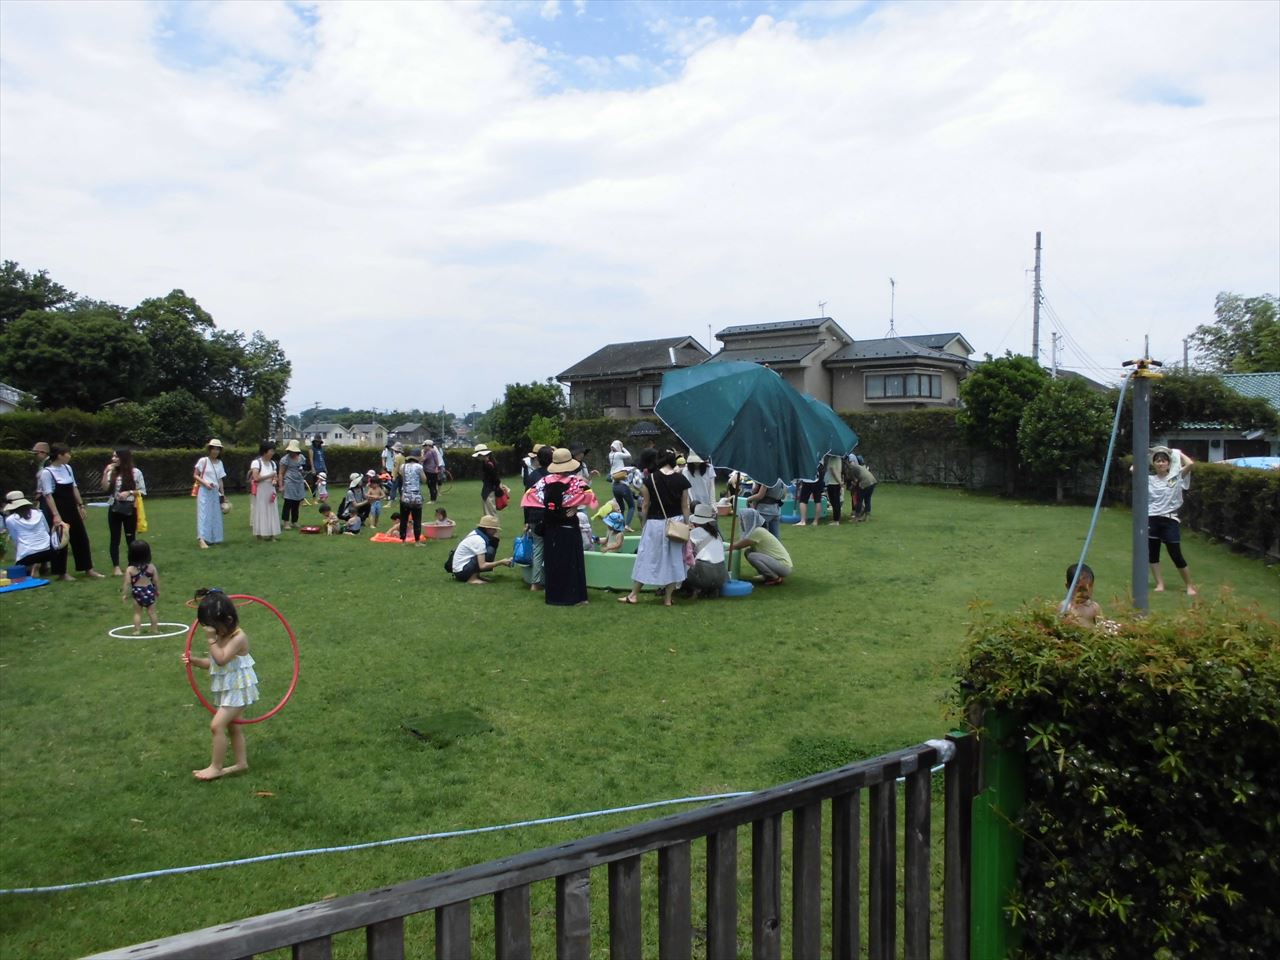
[5, 565, 28, 581]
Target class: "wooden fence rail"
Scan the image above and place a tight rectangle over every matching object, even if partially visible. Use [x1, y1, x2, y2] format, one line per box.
[88, 735, 978, 960]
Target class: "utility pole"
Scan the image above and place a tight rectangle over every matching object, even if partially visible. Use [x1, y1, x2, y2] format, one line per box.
[1050, 332, 1060, 379]
[1183, 337, 1190, 372]
[1032, 232, 1042, 363]
[887, 278, 897, 336]
[1124, 351, 1164, 613]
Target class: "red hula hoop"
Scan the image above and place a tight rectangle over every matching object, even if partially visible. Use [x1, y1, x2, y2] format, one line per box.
[185, 594, 300, 725]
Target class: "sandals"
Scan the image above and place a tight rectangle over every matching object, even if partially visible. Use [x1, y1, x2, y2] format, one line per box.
[617, 595, 637, 604]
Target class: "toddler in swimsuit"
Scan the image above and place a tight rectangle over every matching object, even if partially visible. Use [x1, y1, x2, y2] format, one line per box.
[121, 540, 161, 634]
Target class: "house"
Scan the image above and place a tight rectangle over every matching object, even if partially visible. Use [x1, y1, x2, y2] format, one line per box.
[705, 318, 853, 400]
[559, 320, 977, 418]
[0, 381, 32, 414]
[1157, 372, 1280, 462]
[558, 337, 711, 418]
[348, 423, 388, 447]
[389, 422, 432, 446]
[826, 332, 975, 411]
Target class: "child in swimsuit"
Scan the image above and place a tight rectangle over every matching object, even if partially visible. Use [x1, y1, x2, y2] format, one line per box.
[181, 590, 259, 781]
[121, 539, 160, 635]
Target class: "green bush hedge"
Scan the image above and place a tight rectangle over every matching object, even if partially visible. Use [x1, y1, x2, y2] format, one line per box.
[1181, 463, 1280, 558]
[959, 600, 1280, 959]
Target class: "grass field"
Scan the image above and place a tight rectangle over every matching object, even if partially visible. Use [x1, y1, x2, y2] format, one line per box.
[1, 483, 1276, 957]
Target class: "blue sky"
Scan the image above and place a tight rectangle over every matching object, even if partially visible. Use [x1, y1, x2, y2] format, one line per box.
[1, 0, 1276, 415]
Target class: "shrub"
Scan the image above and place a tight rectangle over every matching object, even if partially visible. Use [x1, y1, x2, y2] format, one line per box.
[959, 599, 1280, 959]
[1181, 463, 1280, 558]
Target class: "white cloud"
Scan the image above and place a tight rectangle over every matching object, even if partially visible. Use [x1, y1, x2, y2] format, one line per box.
[539, 0, 561, 22]
[1, 0, 1277, 415]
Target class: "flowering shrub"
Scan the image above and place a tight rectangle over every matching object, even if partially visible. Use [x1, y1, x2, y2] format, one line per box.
[959, 598, 1280, 959]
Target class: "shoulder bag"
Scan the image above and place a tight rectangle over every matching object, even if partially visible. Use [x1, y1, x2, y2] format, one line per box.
[653, 472, 690, 543]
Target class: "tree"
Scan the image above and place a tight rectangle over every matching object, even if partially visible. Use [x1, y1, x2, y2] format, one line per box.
[525, 414, 562, 449]
[137, 389, 211, 447]
[0, 260, 78, 332]
[0, 307, 153, 410]
[958, 353, 1050, 494]
[129, 290, 216, 397]
[1189, 293, 1280, 373]
[1144, 371, 1279, 437]
[1017, 378, 1113, 501]
[492, 380, 566, 449]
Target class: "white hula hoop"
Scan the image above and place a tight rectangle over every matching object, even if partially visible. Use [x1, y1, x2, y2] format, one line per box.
[108, 622, 191, 640]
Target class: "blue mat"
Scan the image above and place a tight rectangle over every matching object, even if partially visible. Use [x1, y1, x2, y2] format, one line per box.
[0, 578, 50, 594]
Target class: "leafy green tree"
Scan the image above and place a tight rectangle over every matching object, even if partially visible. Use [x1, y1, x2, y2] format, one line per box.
[234, 395, 271, 446]
[1189, 293, 1280, 373]
[493, 380, 566, 449]
[0, 307, 152, 410]
[525, 414, 562, 449]
[1017, 378, 1113, 501]
[129, 290, 215, 397]
[0, 260, 78, 331]
[138, 389, 210, 447]
[958, 353, 1050, 494]
[1144, 371, 1279, 437]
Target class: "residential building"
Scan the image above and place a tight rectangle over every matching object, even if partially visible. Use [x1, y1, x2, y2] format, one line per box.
[826, 332, 975, 412]
[348, 423, 388, 447]
[389, 422, 432, 446]
[705, 317, 853, 400]
[558, 337, 711, 418]
[0, 381, 32, 414]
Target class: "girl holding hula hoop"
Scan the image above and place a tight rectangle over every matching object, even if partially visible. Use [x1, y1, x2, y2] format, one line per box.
[182, 591, 259, 780]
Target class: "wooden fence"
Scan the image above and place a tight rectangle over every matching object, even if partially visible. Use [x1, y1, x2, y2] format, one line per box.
[88, 736, 978, 960]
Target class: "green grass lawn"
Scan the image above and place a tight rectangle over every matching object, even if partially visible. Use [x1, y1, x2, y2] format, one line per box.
[1, 484, 1276, 957]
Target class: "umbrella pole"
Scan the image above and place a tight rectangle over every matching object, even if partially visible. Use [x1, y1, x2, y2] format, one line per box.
[727, 492, 741, 581]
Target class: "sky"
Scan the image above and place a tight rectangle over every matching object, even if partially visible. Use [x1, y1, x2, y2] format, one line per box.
[1, 0, 1277, 417]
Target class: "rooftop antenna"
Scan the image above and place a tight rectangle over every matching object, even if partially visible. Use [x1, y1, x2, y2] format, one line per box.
[818, 300, 828, 318]
[885, 278, 897, 337]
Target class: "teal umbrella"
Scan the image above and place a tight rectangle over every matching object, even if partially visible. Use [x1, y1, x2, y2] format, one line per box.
[655, 361, 858, 484]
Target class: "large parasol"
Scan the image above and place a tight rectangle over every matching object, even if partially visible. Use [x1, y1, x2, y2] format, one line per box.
[654, 361, 858, 485]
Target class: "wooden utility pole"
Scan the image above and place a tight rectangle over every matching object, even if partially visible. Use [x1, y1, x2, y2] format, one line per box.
[1050, 332, 1060, 378]
[1032, 232, 1042, 363]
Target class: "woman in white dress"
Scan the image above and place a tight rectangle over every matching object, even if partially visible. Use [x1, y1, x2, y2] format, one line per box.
[249, 441, 282, 540]
[193, 439, 228, 548]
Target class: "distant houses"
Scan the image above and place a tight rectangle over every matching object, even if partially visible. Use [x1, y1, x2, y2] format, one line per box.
[303, 421, 388, 447]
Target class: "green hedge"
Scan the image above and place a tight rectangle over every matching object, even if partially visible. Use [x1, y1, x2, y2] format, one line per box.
[960, 600, 1280, 959]
[0, 409, 135, 449]
[1181, 463, 1280, 558]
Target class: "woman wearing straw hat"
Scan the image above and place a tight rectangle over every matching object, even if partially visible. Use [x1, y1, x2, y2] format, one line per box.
[4, 491, 67, 579]
[522, 448, 599, 606]
[450, 515, 514, 583]
[193, 440, 228, 549]
[473, 443, 505, 517]
[278, 439, 310, 530]
[684, 503, 728, 597]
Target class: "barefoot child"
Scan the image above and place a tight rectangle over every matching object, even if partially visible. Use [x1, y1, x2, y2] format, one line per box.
[182, 590, 258, 781]
[1061, 562, 1102, 627]
[121, 540, 160, 634]
[318, 502, 342, 534]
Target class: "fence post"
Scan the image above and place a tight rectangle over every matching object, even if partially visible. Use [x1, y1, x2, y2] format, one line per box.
[970, 710, 1024, 960]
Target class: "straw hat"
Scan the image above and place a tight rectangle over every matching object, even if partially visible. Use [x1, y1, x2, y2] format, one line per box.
[526, 443, 545, 457]
[423, 439, 435, 447]
[348, 472, 362, 486]
[207, 438, 224, 449]
[686, 452, 704, 464]
[392, 442, 403, 452]
[689, 503, 718, 526]
[476, 514, 501, 532]
[472, 443, 493, 458]
[547, 448, 581, 474]
[284, 439, 302, 454]
[3, 490, 33, 513]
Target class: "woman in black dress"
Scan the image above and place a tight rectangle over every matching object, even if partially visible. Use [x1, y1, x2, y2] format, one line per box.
[523, 448, 598, 606]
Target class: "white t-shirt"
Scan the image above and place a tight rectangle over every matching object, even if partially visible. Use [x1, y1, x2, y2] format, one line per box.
[690, 526, 725, 564]
[195, 457, 227, 488]
[452, 531, 490, 572]
[1148, 469, 1190, 519]
[5, 511, 53, 560]
[37, 464, 75, 496]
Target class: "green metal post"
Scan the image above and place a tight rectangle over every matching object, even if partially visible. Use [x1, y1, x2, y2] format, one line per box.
[970, 710, 1025, 959]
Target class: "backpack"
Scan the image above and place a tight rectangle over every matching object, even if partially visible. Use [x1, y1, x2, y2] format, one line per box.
[443, 548, 455, 574]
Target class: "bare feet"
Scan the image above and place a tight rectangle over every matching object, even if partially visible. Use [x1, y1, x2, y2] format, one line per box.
[617, 595, 637, 604]
[193, 763, 247, 781]
[59, 574, 75, 582]
[112, 567, 123, 577]
[198, 539, 209, 549]
[86, 570, 105, 579]
[1187, 586, 1198, 596]
[1153, 585, 1165, 593]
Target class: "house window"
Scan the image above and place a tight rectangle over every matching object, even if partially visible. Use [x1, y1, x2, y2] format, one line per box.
[638, 383, 660, 408]
[865, 372, 943, 400]
[591, 387, 627, 407]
